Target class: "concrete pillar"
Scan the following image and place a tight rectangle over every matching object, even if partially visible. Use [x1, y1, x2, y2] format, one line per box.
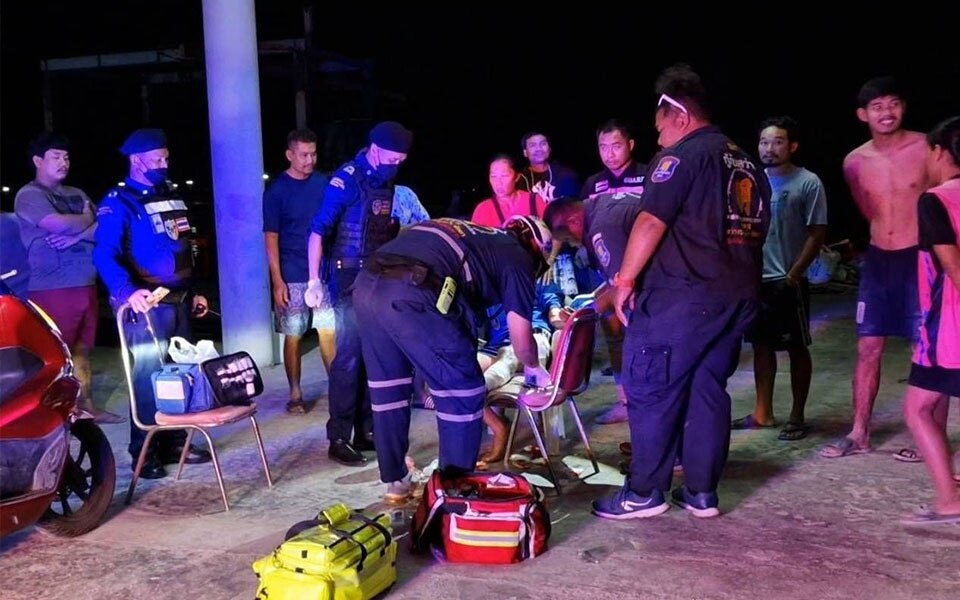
[201, 0, 272, 366]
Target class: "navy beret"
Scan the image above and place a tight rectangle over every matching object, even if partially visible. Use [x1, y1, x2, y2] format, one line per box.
[119, 128, 167, 156]
[369, 121, 412, 153]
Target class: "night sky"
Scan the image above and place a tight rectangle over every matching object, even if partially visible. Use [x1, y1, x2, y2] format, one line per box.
[3, 2, 959, 247]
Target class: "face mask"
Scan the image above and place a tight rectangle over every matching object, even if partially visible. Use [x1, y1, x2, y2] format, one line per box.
[377, 163, 399, 181]
[144, 167, 168, 186]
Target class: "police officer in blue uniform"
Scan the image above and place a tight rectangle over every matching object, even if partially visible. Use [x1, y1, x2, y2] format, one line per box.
[352, 216, 553, 501]
[93, 128, 211, 479]
[580, 119, 647, 201]
[306, 121, 412, 466]
[595, 65, 771, 519]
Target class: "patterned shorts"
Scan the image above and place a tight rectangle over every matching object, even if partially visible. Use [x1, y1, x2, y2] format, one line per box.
[274, 281, 335, 335]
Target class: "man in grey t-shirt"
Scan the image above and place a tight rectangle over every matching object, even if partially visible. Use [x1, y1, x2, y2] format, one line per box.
[736, 117, 827, 440]
[14, 132, 123, 423]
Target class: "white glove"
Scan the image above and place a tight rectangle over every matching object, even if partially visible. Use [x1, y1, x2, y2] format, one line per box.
[523, 364, 551, 388]
[304, 279, 326, 308]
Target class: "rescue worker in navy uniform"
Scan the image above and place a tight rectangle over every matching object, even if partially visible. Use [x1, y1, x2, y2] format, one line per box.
[594, 65, 771, 519]
[543, 193, 643, 308]
[93, 128, 211, 480]
[306, 121, 411, 466]
[352, 216, 553, 501]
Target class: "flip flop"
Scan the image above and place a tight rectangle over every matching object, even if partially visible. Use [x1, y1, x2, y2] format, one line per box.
[901, 507, 960, 525]
[731, 414, 777, 430]
[893, 447, 923, 463]
[819, 437, 873, 459]
[778, 422, 810, 441]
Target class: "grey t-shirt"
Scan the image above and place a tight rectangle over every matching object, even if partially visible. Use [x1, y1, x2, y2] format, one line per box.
[14, 181, 97, 291]
[762, 166, 828, 281]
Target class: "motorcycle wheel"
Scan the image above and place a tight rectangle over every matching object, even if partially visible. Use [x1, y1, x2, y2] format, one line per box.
[37, 419, 116, 537]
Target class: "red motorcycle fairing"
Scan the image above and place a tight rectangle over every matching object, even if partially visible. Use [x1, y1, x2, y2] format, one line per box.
[0, 295, 76, 438]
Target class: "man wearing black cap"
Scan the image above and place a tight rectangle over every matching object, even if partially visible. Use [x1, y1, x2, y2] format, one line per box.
[306, 121, 412, 466]
[93, 127, 211, 479]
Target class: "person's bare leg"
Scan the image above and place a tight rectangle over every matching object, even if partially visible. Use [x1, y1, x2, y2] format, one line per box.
[933, 391, 950, 435]
[74, 345, 124, 423]
[479, 407, 509, 463]
[904, 388, 960, 514]
[785, 342, 812, 425]
[317, 327, 336, 376]
[849, 336, 886, 447]
[751, 343, 777, 425]
[284, 334, 304, 404]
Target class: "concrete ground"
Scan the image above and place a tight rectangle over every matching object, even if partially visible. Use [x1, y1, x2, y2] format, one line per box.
[2, 287, 959, 600]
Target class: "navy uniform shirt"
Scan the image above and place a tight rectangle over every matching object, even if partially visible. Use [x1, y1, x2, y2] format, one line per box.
[580, 160, 648, 200]
[639, 126, 771, 299]
[375, 218, 537, 321]
[310, 151, 383, 239]
[93, 178, 196, 307]
[582, 192, 644, 281]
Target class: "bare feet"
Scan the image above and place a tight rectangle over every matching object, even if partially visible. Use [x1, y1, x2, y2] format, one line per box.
[478, 407, 509, 467]
[478, 442, 506, 465]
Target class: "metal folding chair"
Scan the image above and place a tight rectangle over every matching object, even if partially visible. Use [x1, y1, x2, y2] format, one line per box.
[117, 303, 272, 511]
[488, 306, 601, 494]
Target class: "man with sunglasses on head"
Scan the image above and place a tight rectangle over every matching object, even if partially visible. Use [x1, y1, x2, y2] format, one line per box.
[591, 65, 770, 520]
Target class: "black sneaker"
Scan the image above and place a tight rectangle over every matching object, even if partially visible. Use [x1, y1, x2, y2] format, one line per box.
[671, 485, 720, 518]
[591, 484, 669, 520]
[329, 439, 368, 466]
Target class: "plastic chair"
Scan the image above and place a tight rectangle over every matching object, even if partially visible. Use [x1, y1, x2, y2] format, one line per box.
[488, 306, 600, 494]
[117, 303, 273, 511]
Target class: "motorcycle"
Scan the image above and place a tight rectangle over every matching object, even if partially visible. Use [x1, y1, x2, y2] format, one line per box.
[0, 270, 116, 537]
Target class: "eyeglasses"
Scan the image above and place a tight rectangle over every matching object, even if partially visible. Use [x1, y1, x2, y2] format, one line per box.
[658, 93, 688, 114]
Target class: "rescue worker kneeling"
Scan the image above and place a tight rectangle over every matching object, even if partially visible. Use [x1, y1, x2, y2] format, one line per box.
[352, 216, 553, 502]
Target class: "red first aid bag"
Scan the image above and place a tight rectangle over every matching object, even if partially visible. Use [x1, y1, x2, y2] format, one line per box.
[410, 470, 550, 564]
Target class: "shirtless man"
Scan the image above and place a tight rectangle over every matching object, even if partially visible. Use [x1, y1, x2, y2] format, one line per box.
[821, 77, 934, 458]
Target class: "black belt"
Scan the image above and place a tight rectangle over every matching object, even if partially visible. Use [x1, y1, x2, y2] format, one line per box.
[332, 257, 365, 270]
[365, 253, 444, 295]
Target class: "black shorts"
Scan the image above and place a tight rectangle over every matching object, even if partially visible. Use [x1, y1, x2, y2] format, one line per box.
[746, 278, 811, 349]
[908, 363, 960, 397]
[856, 245, 920, 340]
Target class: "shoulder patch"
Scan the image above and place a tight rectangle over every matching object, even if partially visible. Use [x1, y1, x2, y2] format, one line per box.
[591, 233, 611, 269]
[97, 205, 113, 216]
[650, 156, 680, 183]
[330, 177, 345, 190]
[342, 165, 355, 175]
